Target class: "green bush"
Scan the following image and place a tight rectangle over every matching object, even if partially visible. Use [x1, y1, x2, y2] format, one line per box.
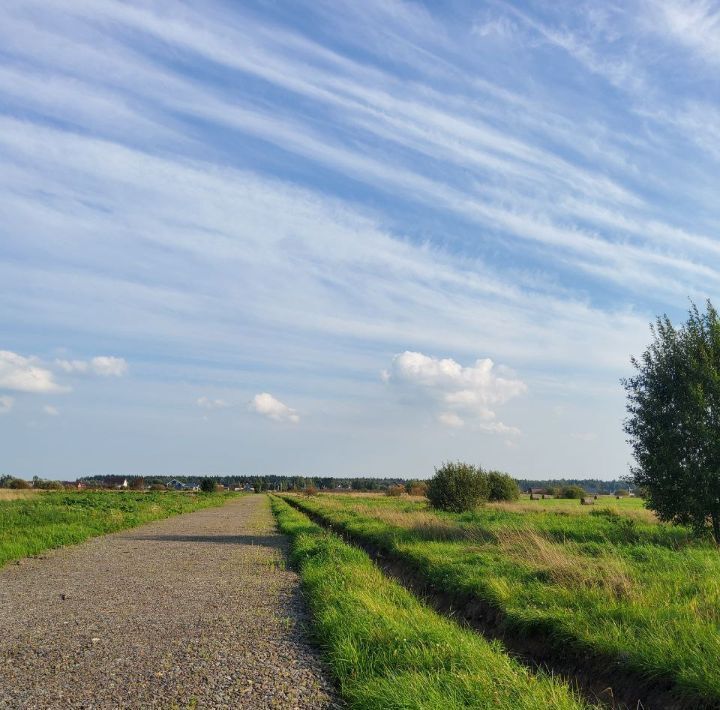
[487, 471, 520, 501]
[200, 477, 217, 493]
[557, 485, 586, 499]
[426, 461, 488, 512]
[614, 489, 629, 497]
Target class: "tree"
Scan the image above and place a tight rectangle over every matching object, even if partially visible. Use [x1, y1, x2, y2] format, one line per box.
[487, 471, 520, 501]
[557, 485, 586, 499]
[624, 301, 720, 545]
[8, 478, 31, 489]
[129, 477, 145, 491]
[426, 461, 489, 513]
[200, 477, 217, 493]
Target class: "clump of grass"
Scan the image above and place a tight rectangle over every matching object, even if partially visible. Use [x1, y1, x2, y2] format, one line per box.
[0, 490, 238, 567]
[270, 496, 585, 710]
[495, 527, 633, 598]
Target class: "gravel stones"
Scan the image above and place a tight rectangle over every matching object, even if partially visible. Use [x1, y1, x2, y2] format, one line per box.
[0, 495, 338, 709]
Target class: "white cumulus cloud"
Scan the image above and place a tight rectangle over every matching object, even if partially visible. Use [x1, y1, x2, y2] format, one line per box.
[196, 396, 229, 410]
[249, 392, 300, 423]
[0, 395, 14, 414]
[0, 350, 67, 393]
[384, 351, 526, 432]
[56, 356, 128, 376]
[43, 404, 59, 416]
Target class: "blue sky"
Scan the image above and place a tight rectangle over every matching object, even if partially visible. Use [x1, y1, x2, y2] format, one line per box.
[1, 0, 719, 479]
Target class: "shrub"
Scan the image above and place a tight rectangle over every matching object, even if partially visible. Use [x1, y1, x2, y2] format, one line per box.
[303, 485, 318, 497]
[7, 478, 31, 489]
[150, 483, 166, 491]
[45, 481, 64, 490]
[408, 482, 428, 497]
[200, 477, 217, 493]
[614, 489, 629, 498]
[487, 471, 520, 501]
[557, 485, 586, 499]
[385, 484, 406, 497]
[129, 477, 145, 491]
[426, 461, 489, 513]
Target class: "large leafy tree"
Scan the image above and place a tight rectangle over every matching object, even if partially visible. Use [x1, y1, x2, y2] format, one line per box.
[624, 301, 720, 544]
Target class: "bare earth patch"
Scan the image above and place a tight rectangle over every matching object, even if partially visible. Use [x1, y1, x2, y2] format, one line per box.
[0, 495, 337, 709]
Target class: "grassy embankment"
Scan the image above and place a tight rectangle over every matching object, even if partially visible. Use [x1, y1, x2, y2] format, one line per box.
[285, 493, 720, 705]
[270, 495, 585, 710]
[0, 490, 239, 568]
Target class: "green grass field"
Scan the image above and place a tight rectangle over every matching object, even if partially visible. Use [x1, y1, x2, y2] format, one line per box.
[270, 495, 586, 710]
[285, 492, 720, 705]
[0, 490, 239, 568]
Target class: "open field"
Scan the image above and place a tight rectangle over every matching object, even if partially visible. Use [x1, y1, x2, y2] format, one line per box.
[270, 496, 586, 710]
[284, 492, 720, 707]
[0, 490, 240, 568]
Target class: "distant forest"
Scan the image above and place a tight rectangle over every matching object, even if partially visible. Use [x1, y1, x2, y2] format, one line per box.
[77, 473, 629, 493]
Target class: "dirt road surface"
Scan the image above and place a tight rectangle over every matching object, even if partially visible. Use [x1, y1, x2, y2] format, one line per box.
[0, 495, 338, 709]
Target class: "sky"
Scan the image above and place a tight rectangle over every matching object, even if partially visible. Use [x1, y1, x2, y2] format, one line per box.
[1, 0, 719, 480]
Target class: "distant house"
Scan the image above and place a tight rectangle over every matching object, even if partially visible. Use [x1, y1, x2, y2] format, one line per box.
[116, 478, 129, 490]
[76, 481, 87, 490]
[167, 479, 186, 490]
[528, 487, 548, 500]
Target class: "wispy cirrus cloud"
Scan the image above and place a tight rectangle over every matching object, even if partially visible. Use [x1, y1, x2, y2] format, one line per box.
[1, 0, 719, 476]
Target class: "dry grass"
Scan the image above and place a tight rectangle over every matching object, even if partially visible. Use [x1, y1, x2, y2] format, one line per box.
[349, 505, 469, 541]
[488, 499, 658, 523]
[0, 489, 45, 501]
[495, 527, 634, 598]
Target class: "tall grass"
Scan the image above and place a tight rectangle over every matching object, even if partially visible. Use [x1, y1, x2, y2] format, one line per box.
[286, 493, 720, 704]
[270, 496, 586, 710]
[0, 490, 238, 567]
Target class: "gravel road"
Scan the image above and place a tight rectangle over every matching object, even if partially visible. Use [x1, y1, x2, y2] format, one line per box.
[0, 495, 338, 709]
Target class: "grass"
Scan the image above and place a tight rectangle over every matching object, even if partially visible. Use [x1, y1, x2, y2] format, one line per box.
[269, 495, 586, 710]
[0, 490, 240, 567]
[285, 492, 720, 704]
[0, 488, 46, 501]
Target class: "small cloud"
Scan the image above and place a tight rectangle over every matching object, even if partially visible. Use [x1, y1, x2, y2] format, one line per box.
[0, 395, 14, 414]
[90, 356, 128, 376]
[56, 359, 89, 373]
[196, 396, 229, 410]
[383, 351, 525, 434]
[438, 411, 464, 428]
[43, 405, 59, 416]
[249, 392, 300, 423]
[57, 356, 128, 377]
[0, 350, 67, 393]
